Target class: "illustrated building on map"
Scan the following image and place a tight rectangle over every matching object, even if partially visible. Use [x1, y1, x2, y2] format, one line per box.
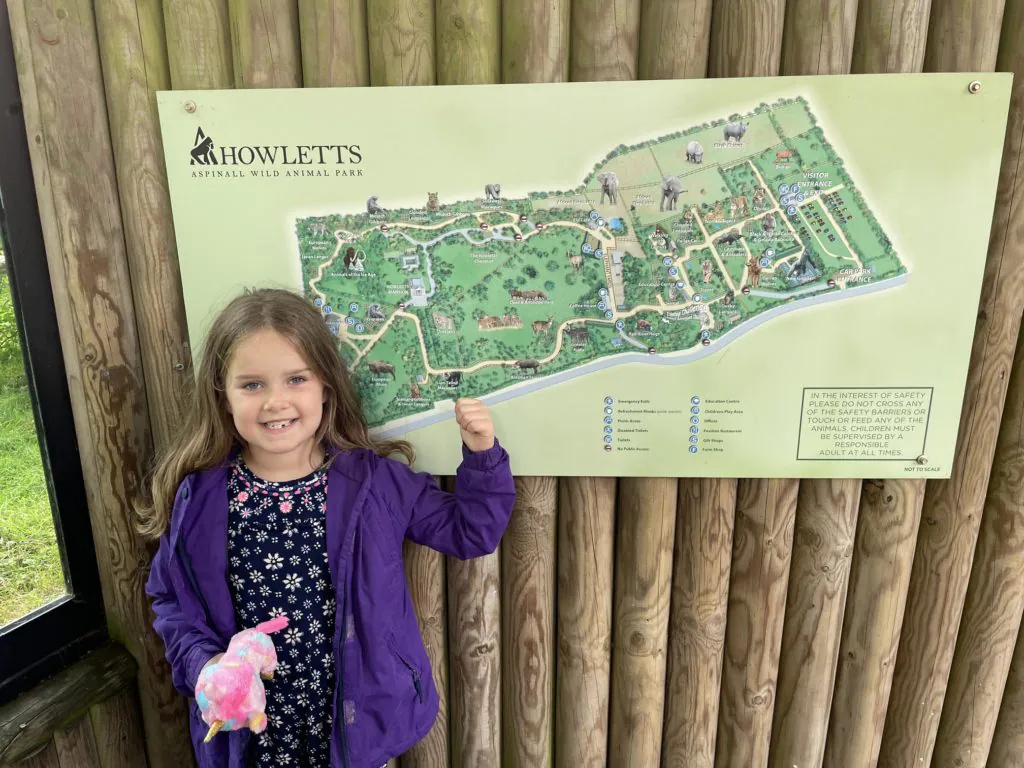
[402, 252, 421, 270]
[408, 278, 428, 307]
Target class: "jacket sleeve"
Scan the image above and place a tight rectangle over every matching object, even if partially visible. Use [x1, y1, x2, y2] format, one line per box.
[379, 438, 517, 560]
[144, 487, 225, 698]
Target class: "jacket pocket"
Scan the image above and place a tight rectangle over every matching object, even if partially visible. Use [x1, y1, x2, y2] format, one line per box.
[386, 633, 424, 704]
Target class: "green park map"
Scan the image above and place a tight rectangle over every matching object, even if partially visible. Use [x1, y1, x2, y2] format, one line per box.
[296, 97, 907, 431]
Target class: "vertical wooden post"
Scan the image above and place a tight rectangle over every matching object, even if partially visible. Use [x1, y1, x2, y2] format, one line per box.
[162, 0, 233, 89]
[705, 4, 790, 768]
[501, 478, 557, 768]
[769, 6, 861, 767]
[499, 70, 572, 768]
[569, 0, 641, 81]
[366, 0, 435, 86]
[502, 0, 570, 83]
[851, 0, 932, 73]
[297, 0, 370, 87]
[781, 0, 858, 75]
[661, 478, 735, 768]
[715, 478, 799, 768]
[431, 18, 504, 768]
[608, 478, 678, 766]
[637, 0, 712, 80]
[554, 478, 617, 768]
[877, 0, 1019, 763]
[815, 4, 930, 766]
[93, 0, 190, 456]
[435, 0, 500, 85]
[6, 1, 187, 765]
[227, 0, 302, 88]
[930, 2, 1024, 764]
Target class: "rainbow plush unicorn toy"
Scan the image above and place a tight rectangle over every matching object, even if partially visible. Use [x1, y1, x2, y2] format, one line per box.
[195, 615, 289, 742]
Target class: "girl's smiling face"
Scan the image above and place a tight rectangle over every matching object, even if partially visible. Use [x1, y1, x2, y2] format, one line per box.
[224, 328, 327, 480]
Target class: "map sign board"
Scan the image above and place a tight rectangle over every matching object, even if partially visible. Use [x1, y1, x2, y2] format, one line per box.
[157, 74, 1011, 477]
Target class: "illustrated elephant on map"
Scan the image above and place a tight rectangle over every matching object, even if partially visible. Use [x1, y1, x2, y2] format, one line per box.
[366, 196, 388, 218]
[686, 140, 704, 163]
[485, 183, 501, 200]
[723, 121, 748, 143]
[598, 171, 619, 204]
[660, 176, 685, 211]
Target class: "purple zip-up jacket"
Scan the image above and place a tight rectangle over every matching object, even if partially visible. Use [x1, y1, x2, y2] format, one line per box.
[145, 439, 516, 768]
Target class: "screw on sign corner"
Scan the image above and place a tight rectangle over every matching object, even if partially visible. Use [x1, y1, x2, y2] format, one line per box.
[185, 101, 197, 113]
[916, 455, 928, 465]
[968, 80, 983, 94]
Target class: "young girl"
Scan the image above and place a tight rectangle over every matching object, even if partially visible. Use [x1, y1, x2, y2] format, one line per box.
[142, 287, 516, 768]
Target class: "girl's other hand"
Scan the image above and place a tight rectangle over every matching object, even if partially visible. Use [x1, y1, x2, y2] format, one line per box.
[454, 397, 495, 453]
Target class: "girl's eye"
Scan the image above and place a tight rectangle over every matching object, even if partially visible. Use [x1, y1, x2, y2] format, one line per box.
[289, 376, 307, 385]
[242, 381, 262, 391]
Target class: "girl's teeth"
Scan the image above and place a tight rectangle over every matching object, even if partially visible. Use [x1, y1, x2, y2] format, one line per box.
[266, 420, 293, 430]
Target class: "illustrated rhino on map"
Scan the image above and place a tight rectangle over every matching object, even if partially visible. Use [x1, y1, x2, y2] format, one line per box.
[723, 121, 748, 143]
[485, 184, 501, 200]
[598, 172, 619, 204]
[686, 141, 704, 163]
[514, 359, 540, 374]
[660, 176, 685, 211]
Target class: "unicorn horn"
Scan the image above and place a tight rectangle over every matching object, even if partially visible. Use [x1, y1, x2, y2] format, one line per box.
[254, 615, 289, 634]
[203, 720, 224, 743]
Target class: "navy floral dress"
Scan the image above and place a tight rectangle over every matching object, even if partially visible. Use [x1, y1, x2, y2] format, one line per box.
[227, 456, 336, 767]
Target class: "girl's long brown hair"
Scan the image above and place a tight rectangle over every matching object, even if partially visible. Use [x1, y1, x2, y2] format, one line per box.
[137, 287, 414, 539]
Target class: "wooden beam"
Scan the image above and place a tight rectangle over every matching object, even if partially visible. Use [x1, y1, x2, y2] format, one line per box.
[781, 0, 859, 75]
[52, 717, 101, 767]
[877, 0, 1019, 762]
[0, 645, 136, 762]
[770, 480, 860, 767]
[704, 5, 788, 768]
[88, 686, 149, 768]
[7, 2, 188, 764]
[15, 742, 61, 768]
[554, 477, 616, 768]
[768, 8, 860, 766]
[569, 0, 641, 81]
[991, 587, 1024, 763]
[661, 478, 735, 768]
[227, 0, 302, 87]
[93, 0, 190, 455]
[821, 479, 925, 767]
[297, 0, 370, 87]
[608, 478, 677, 766]
[930, 3, 1024, 764]
[436, 0, 500, 85]
[366, 0, 435, 86]
[708, 0, 785, 82]
[162, 0, 233, 89]
[501, 477, 557, 768]
[714, 478, 799, 768]
[501, 0, 570, 83]
[637, 0, 712, 80]
[851, 0, 932, 73]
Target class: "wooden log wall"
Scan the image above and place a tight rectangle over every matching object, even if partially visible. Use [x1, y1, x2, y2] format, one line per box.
[4, 0, 1024, 767]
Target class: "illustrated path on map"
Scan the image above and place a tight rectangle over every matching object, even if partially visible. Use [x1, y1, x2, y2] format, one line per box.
[295, 96, 908, 432]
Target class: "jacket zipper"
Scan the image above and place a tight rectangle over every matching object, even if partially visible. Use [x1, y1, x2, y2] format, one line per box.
[390, 639, 424, 703]
[337, 585, 350, 768]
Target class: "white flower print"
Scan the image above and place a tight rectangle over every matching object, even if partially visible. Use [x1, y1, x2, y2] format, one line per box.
[287, 593, 298, 604]
[255, 530, 268, 543]
[283, 573, 303, 591]
[301, 544, 311, 555]
[284, 627, 304, 645]
[249, 570, 264, 584]
[284, 539, 295, 551]
[290, 555, 301, 566]
[264, 553, 284, 570]
[275, 753, 292, 765]
[292, 609, 304, 622]
[309, 619, 321, 635]
[276, 659, 291, 677]
[296, 662, 307, 674]
[241, 547, 251, 557]
[282, 703, 295, 716]
[229, 573, 245, 590]
[259, 584, 271, 597]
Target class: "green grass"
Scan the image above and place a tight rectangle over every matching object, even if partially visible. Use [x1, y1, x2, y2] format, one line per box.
[0, 274, 65, 627]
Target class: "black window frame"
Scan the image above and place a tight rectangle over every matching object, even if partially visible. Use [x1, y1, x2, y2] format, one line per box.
[0, 6, 106, 706]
